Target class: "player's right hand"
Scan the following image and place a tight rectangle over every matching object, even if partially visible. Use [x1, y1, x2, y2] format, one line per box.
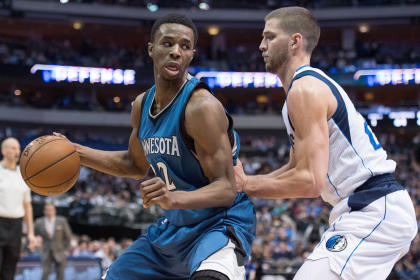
[53, 132, 80, 152]
[140, 177, 175, 209]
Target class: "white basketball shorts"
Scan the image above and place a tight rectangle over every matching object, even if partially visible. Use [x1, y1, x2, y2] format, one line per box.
[196, 239, 246, 280]
[306, 190, 417, 280]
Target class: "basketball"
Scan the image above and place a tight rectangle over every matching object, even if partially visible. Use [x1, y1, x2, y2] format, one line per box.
[19, 135, 80, 196]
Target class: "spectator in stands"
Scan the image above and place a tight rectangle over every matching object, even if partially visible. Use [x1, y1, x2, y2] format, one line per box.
[34, 203, 72, 280]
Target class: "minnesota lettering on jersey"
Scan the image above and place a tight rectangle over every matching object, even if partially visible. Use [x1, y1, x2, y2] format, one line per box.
[141, 136, 180, 157]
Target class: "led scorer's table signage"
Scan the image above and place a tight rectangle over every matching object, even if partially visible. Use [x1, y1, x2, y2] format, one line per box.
[30, 64, 136, 85]
[196, 71, 282, 88]
[354, 68, 420, 86]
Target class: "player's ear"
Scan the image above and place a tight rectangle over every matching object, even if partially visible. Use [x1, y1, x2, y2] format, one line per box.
[147, 42, 153, 58]
[290, 33, 302, 51]
[188, 49, 196, 63]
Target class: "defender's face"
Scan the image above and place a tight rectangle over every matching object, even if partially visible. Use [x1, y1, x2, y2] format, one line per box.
[259, 18, 289, 73]
[148, 23, 195, 81]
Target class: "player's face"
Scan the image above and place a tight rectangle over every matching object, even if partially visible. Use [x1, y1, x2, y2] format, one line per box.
[1, 139, 20, 163]
[148, 23, 195, 81]
[260, 18, 289, 74]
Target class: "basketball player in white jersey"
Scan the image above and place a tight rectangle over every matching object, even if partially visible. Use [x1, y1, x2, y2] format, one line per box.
[234, 6, 418, 280]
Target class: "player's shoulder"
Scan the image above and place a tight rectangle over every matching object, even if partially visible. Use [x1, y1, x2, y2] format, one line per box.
[187, 87, 221, 112]
[288, 75, 332, 103]
[132, 91, 148, 109]
[131, 91, 148, 126]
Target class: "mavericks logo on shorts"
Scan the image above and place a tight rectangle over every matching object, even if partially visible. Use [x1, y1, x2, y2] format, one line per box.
[326, 235, 347, 252]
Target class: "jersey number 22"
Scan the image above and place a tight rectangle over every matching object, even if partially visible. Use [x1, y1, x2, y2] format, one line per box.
[150, 162, 177, 190]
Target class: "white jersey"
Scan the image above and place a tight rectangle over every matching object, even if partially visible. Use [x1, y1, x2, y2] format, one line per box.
[282, 66, 396, 206]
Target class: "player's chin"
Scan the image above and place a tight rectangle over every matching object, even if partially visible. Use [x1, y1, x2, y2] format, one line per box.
[163, 74, 183, 83]
[265, 64, 276, 74]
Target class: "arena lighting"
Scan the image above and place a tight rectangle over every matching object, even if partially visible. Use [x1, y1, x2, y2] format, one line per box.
[59, 0, 69, 3]
[14, 89, 22, 96]
[199, 1, 210, 10]
[389, 111, 416, 127]
[366, 113, 383, 127]
[354, 68, 420, 86]
[196, 71, 282, 88]
[147, 2, 159, 12]
[207, 26, 219, 36]
[30, 64, 136, 85]
[73, 21, 83, 30]
[358, 23, 370, 33]
[417, 112, 420, 126]
[366, 109, 420, 128]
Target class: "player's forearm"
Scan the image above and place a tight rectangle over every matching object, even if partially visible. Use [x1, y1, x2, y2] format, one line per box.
[75, 144, 146, 179]
[265, 160, 294, 178]
[244, 167, 322, 199]
[172, 180, 236, 209]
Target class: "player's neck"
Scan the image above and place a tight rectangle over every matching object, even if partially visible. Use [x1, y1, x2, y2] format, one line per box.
[277, 58, 310, 94]
[154, 75, 188, 112]
[0, 159, 17, 170]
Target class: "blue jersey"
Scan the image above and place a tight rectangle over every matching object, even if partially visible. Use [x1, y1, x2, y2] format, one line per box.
[138, 74, 244, 226]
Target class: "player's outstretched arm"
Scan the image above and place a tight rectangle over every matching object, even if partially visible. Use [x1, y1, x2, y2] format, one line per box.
[243, 77, 332, 199]
[55, 94, 150, 180]
[234, 148, 296, 192]
[141, 89, 236, 209]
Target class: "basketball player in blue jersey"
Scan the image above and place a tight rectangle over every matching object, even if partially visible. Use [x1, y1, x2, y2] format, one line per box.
[55, 14, 255, 280]
[234, 7, 417, 280]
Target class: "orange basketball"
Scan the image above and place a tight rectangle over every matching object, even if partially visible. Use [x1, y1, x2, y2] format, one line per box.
[20, 135, 80, 196]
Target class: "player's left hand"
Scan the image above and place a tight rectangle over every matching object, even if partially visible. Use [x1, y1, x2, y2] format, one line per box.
[140, 177, 175, 209]
[233, 159, 248, 193]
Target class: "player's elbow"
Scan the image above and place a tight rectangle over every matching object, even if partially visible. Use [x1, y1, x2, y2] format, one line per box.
[296, 168, 322, 198]
[225, 191, 237, 206]
[305, 183, 323, 198]
[220, 183, 236, 207]
[130, 167, 148, 180]
[119, 164, 148, 180]
[304, 173, 324, 198]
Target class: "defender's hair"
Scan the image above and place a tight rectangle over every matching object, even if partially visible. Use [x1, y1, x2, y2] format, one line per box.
[265, 7, 320, 54]
[151, 13, 198, 46]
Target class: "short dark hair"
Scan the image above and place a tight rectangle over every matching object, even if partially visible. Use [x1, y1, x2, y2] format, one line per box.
[151, 13, 198, 47]
[265, 7, 320, 54]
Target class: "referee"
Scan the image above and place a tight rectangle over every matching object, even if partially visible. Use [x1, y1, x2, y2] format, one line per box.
[0, 137, 36, 280]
